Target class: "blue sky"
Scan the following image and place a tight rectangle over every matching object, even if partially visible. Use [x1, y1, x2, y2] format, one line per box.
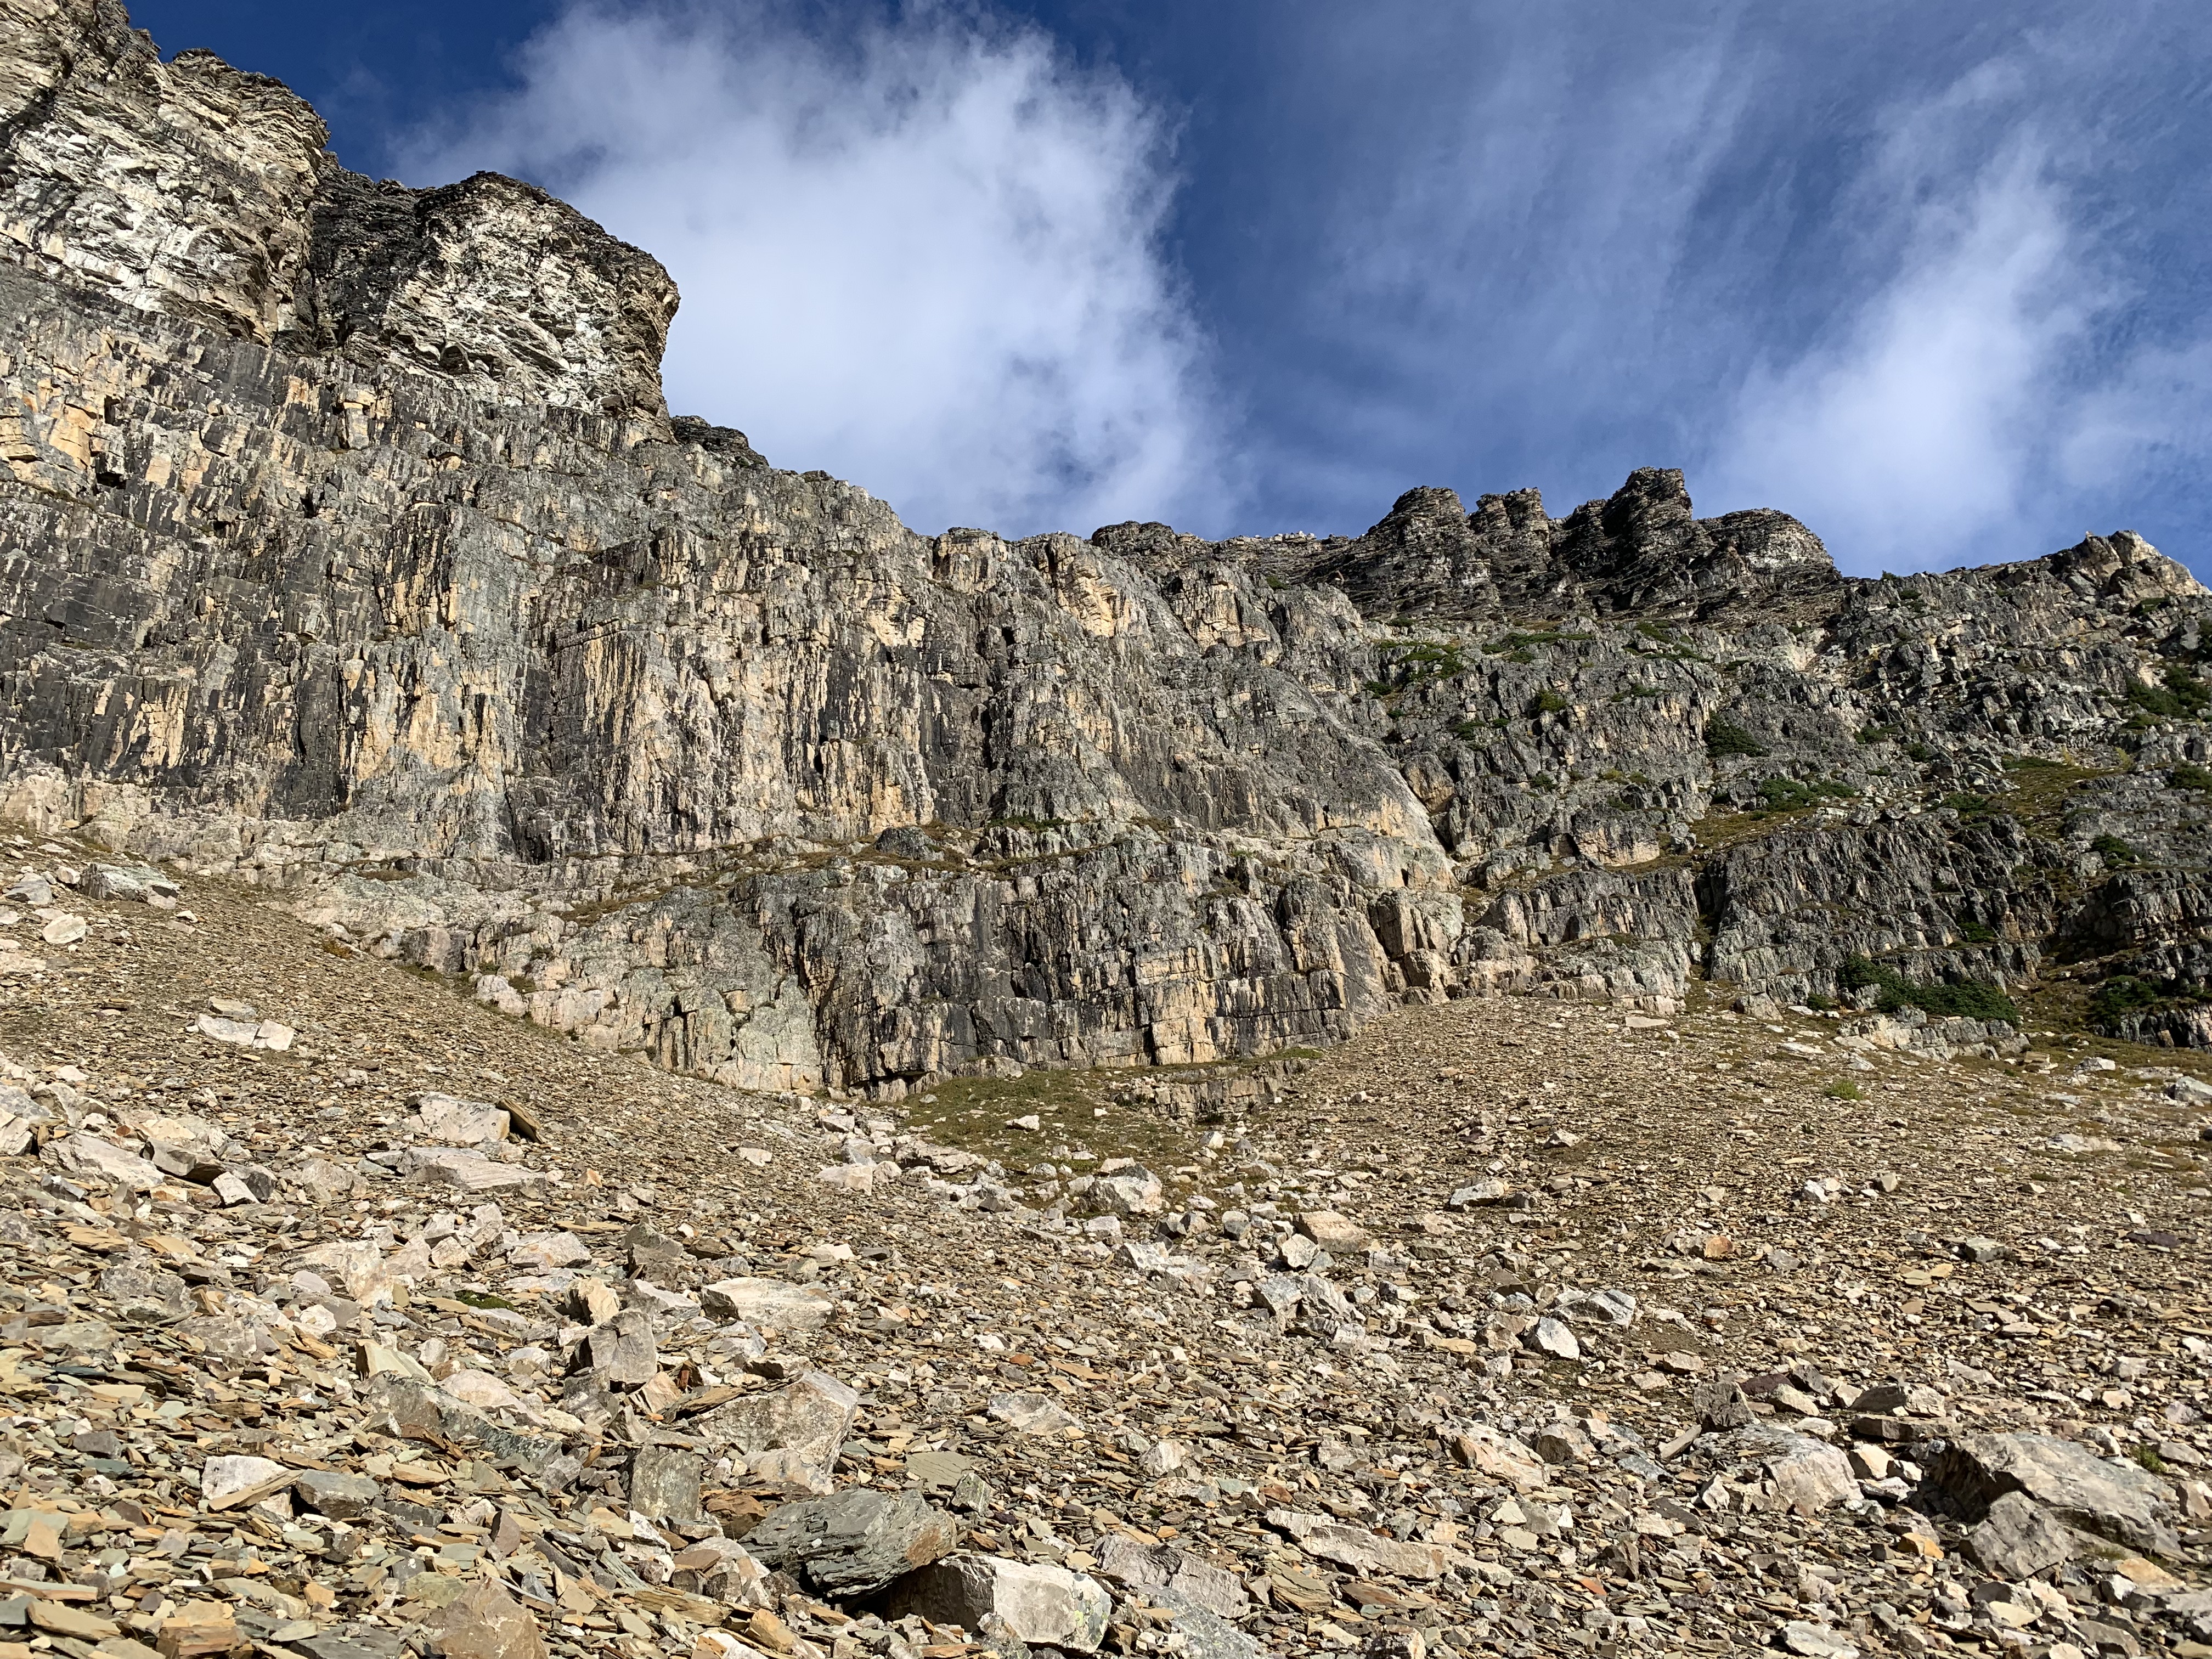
[133, 1, 2211, 577]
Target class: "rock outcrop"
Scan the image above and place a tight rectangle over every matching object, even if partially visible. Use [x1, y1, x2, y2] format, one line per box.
[4, 0, 2212, 1093]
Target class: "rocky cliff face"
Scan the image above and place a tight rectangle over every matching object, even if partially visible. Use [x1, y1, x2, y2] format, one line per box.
[4, 0, 2211, 1093]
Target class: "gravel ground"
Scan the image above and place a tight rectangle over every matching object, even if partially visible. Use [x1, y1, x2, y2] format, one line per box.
[3, 835, 2209, 1659]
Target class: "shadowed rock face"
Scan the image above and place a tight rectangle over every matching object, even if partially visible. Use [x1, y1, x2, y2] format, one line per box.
[4, 1, 2212, 1093]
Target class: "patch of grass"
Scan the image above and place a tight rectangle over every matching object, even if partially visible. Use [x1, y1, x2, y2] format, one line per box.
[2123, 665, 2211, 720]
[1530, 689, 1570, 716]
[1635, 620, 1675, 645]
[2004, 753, 2066, 771]
[1705, 716, 1768, 759]
[1486, 629, 1595, 657]
[2171, 762, 2212, 792]
[1824, 1079, 1866, 1101]
[2132, 1444, 2169, 1474]
[1944, 792, 1995, 816]
[1904, 741, 1935, 763]
[1756, 776, 1857, 814]
[1958, 922, 1998, 943]
[1841, 955, 2020, 1023]
[2089, 975, 2164, 1021]
[1856, 724, 1898, 745]
[1372, 640, 1474, 696]
[452, 1290, 518, 1311]
[2091, 833, 2141, 866]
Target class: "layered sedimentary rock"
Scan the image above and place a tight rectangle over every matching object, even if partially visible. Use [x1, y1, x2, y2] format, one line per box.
[4, 0, 2211, 1090]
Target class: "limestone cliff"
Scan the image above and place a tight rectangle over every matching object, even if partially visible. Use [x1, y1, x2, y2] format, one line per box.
[4, 0, 2211, 1091]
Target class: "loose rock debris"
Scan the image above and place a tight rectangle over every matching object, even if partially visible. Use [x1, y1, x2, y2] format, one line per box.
[2, 844, 2210, 1659]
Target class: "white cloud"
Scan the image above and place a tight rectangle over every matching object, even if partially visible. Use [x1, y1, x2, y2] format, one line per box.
[1706, 133, 2097, 570]
[400, 0, 1227, 538]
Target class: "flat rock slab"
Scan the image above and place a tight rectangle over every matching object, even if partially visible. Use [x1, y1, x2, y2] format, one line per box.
[688, 1371, 858, 1494]
[886, 1555, 1112, 1652]
[699, 1276, 835, 1330]
[746, 1488, 959, 1596]
[1934, 1432, 2180, 1556]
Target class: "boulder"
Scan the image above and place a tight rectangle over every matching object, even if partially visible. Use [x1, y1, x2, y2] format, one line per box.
[986, 1390, 1084, 1435]
[699, 1276, 835, 1330]
[1445, 1425, 1548, 1493]
[426, 1576, 547, 1659]
[48, 1132, 163, 1190]
[1295, 1210, 1370, 1252]
[296, 1469, 383, 1519]
[1933, 1432, 2180, 1557]
[1094, 1536, 1249, 1616]
[744, 1488, 960, 1596]
[99, 1261, 190, 1323]
[411, 1092, 510, 1146]
[670, 1537, 771, 1606]
[1964, 1491, 2076, 1581]
[887, 1555, 1112, 1652]
[628, 1445, 704, 1523]
[1265, 1509, 1447, 1579]
[687, 1371, 858, 1494]
[575, 1308, 657, 1386]
[1734, 1428, 1856, 1515]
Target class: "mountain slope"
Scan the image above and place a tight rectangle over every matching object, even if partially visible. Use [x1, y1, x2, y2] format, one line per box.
[3, 0, 2211, 1094]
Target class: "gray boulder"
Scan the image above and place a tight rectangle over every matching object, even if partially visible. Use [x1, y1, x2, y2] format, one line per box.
[1963, 1491, 2076, 1581]
[687, 1370, 859, 1494]
[886, 1555, 1113, 1652]
[745, 1488, 960, 1596]
[1933, 1432, 2179, 1558]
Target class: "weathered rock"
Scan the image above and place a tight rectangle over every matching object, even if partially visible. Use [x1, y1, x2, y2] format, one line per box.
[295, 1469, 383, 1520]
[627, 1444, 703, 1523]
[1446, 1425, 1549, 1492]
[1773, 1620, 1859, 1659]
[575, 1308, 657, 1386]
[199, 1453, 292, 1509]
[411, 1093, 510, 1146]
[99, 1260, 189, 1322]
[1295, 1210, 1370, 1252]
[886, 1556, 1113, 1652]
[744, 1488, 959, 1596]
[699, 1277, 834, 1330]
[136, 1111, 235, 1182]
[425, 1576, 548, 1659]
[687, 1371, 859, 1493]
[4, 0, 2210, 1076]
[1734, 1428, 1858, 1515]
[1695, 1378, 1755, 1430]
[986, 1391, 1084, 1435]
[1933, 1432, 2180, 1557]
[1964, 1491, 2077, 1581]
[669, 1537, 771, 1606]
[1265, 1509, 1448, 1579]
[48, 1132, 162, 1189]
[1094, 1537, 1249, 1617]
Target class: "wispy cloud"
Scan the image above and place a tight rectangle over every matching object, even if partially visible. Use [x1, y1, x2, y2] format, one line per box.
[1705, 136, 2097, 570]
[399, 0, 1228, 538]
[1697, 35, 2207, 573]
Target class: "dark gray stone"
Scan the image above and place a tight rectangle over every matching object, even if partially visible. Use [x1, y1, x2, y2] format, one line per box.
[744, 1488, 960, 1597]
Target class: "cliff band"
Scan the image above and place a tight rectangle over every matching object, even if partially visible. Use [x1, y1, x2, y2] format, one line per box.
[4, 0, 2211, 1093]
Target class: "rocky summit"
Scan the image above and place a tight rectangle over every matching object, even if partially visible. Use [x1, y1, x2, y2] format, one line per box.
[3, 8, 2212, 1659]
